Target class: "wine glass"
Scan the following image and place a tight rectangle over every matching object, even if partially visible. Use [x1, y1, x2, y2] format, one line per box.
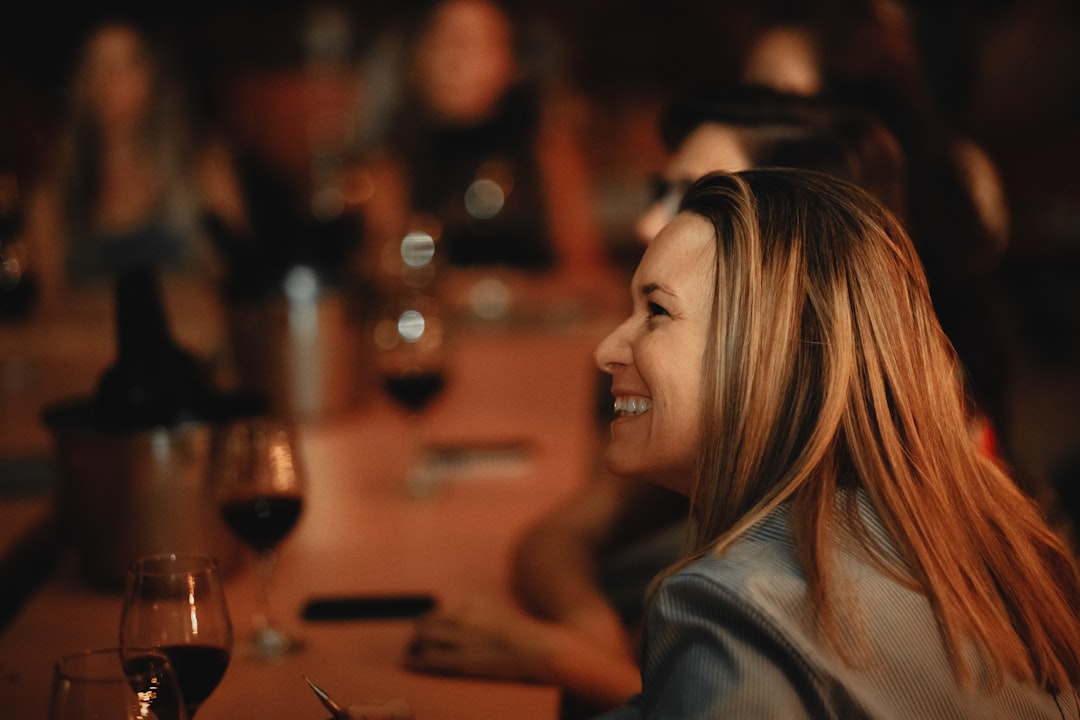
[50, 647, 187, 720]
[372, 292, 448, 495]
[212, 415, 305, 658]
[120, 553, 232, 719]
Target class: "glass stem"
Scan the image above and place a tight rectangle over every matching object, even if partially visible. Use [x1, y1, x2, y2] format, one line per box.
[254, 547, 278, 631]
[405, 412, 436, 497]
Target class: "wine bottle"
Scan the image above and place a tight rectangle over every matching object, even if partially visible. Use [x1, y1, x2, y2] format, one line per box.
[93, 264, 215, 429]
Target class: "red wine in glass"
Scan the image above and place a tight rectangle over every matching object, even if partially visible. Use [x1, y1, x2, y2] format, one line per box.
[122, 646, 223, 720]
[382, 370, 446, 413]
[222, 493, 304, 553]
[374, 294, 448, 495]
[212, 416, 306, 658]
[120, 554, 233, 719]
[155, 644, 230, 717]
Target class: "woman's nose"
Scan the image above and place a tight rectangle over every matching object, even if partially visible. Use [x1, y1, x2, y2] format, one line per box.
[595, 319, 631, 374]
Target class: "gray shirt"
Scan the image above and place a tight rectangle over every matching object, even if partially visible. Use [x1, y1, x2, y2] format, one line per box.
[597, 500, 1077, 719]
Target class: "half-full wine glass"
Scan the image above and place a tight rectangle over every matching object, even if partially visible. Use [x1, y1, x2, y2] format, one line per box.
[212, 415, 305, 658]
[373, 292, 447, 495]
[120, 554, 232, 719]
[50, 647, 187, 720]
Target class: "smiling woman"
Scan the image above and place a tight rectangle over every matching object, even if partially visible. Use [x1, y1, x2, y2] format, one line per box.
[593, 168, 1080, 719]
[595, 213, 714, 495]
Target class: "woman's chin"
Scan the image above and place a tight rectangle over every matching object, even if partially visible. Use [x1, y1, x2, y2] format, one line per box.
[602, 446, 639, 479]
[603, 454, 690, 496]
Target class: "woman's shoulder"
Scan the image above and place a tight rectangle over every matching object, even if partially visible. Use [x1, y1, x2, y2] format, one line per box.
[686, 504, 802, 578]
[659, 506, 807, 617]
[656, 497, 906, 624]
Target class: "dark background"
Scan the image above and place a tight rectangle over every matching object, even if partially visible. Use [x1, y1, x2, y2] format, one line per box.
[2, 0, 1080, 507]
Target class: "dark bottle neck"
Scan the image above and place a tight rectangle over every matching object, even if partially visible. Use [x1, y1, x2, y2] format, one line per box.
[94, 264, 212, 429]
[113, 265, 175, 366]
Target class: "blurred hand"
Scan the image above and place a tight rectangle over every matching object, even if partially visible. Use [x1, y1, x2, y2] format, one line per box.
[558, 601, 639, 660]
[404, 599, 640, 710]
[405, 599, 565, 683]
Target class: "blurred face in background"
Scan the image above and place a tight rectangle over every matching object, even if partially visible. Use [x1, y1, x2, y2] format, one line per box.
[77, 24, 154, 134]
[740, 27, 822, 96]
[635, 123, 751, 243]
[414, 0, 519, 124]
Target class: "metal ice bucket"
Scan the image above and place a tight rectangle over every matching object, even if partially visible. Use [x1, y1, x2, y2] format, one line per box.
[43, 400, 242, 592]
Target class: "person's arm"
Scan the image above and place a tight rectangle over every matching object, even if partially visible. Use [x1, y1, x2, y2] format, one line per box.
[196, 139, 249, 239]
[405, 599, 641, 712]
[532, 90, 626, 315]
[511, 472, 685, 656]
[534, 91, 607, 279]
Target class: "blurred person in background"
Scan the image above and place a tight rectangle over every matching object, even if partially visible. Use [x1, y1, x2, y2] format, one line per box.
[737, 0, 1014, 463]
[403, 85, 912, 718]
[356, 0, 615, 308]
[18, 19, 247, 358]
[634, 85, 906, 244]
[0, 70, 50, 322]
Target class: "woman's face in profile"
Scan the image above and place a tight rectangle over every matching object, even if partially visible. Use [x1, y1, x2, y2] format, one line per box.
[595, 213, 715, 495]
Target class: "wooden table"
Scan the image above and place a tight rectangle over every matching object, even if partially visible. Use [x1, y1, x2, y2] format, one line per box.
[0, 320, 607, 719]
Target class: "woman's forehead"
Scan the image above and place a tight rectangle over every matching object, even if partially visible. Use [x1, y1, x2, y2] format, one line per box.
[633, 214, 715, 291]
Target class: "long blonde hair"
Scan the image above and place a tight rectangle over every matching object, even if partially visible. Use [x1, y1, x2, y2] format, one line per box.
[678, 168, 1080, 691]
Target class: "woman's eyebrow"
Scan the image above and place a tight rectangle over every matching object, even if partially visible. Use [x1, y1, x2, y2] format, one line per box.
[640, 282, 673, 299]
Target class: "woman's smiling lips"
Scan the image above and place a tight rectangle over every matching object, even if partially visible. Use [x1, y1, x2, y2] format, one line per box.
[612, 396, 653, 418]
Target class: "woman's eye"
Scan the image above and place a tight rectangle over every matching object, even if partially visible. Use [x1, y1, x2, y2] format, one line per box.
[647, 301, 669, 318]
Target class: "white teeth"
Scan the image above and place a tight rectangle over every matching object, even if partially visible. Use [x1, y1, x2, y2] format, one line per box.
[613, 397, 652, 415]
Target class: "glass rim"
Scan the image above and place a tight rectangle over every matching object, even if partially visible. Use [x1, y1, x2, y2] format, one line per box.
[128, 552, 220, 576]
